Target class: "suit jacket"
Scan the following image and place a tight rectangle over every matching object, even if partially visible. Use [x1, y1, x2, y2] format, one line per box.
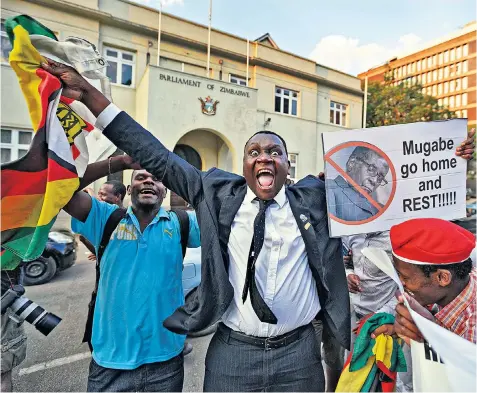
[103, 112, 351, 349]
[326, 176, 379, 222]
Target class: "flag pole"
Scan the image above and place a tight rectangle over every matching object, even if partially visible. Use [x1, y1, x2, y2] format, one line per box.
[363, 74, 368, 128]
[206, 0, 212, 78]
[157, 1, 163, 66]
[246, 38, 249, 86]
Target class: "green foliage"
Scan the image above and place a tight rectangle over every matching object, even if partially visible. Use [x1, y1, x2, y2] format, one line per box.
[366, 81, 455, 128]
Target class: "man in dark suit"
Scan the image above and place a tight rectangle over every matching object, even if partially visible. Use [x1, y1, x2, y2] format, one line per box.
[43, 60, 350, 392]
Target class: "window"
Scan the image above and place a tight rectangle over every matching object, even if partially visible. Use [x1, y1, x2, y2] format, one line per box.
[449, 96, 455, 108]
[438, 68, 443, 80]
[456, 110, 461, 118]
[438, 53, 443, 65]
[438, 98, 443, 106]
[438, 83, 443, 95]
[403, 66, 407, 77]
[450, 48, 455, 61]
[463, 44, 469, 57]
[407, 64, 412, 74]
[288, 153, 298, 182]
[462, 93, 467, 106]
[0, 129, 32, 163]
[432, 55, 437, 67]
[412, 76, 416, 85]
[412, 62, 416, 73]
[397, 67, 402, 78]
[456, 46, 462, 59]
[230, 75, 247, 86]
[427, 86, 431, 95]
[450, 80, 455, 92]
[462, 109, 468, 118]
[417, 60, 421, 71]
[1, 21, 12, 64]
[427, 57, 432, 68]
[456, 94, 461, 107]
[422, 59, 426, 70]
[433, 70, 437, 81]
[427, 71, 432, 82]
[444, 66, 449, 78]
[456, 63, 462, 75]
[422, 88, 426, 94]
[455, 78, 461, 91]
[444, 51, 449, 63]
[275, 87, 298, 116]
[417, 74, 422, 83]
[330, 101, 347, 126]
[422, 73, 427, 84]
[104, 47, 135, 87]
[463, 77, 468, 89]
[444, 81, 449, 94]
[463, 60, 468, 73]
[432, 84, 437, 95]
[444, 97, 449, 106]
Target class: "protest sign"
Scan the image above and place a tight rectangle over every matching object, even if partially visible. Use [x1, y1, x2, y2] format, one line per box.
[362, 247, 476, 392]
[322, 119, 468, 237]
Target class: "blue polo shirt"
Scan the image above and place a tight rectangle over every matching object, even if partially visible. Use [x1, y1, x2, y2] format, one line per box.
[72, 198, 200, 369]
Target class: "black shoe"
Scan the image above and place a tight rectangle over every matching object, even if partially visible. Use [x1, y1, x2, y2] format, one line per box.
[183, 341, 193, 356]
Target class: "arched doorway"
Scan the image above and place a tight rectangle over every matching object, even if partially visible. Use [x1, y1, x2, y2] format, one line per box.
[169, 129, 235, 209]
[170, 144, 202, 209]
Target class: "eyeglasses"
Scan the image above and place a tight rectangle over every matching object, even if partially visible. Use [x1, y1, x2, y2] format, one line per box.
[356, 158, 388, 186]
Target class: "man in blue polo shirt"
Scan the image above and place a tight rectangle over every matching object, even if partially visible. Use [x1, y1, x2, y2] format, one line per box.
[66, 168, 200, 392]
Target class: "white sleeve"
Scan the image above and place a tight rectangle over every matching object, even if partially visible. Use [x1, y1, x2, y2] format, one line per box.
[94, 104, 121, 131]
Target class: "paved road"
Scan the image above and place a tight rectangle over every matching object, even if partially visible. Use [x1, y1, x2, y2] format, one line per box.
[12, 244, 211, 392]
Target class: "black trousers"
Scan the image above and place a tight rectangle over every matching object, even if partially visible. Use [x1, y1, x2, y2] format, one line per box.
[87, 354, 184, 392]
[203, 324, 324, 392]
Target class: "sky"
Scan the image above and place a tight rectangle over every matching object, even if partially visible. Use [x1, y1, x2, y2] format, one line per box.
[133, 0, 475, 76]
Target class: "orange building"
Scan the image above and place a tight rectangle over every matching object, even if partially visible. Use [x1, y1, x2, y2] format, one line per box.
[358, 22, 476, 128]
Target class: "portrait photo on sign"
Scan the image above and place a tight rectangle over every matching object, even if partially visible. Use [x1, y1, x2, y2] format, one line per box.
[325, 142, 395, 224]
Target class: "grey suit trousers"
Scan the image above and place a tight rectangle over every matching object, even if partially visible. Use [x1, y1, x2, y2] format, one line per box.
[203, 324, 324, 392]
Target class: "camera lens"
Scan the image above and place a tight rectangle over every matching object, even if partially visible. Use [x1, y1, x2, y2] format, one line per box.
[34, 312, 62, 336]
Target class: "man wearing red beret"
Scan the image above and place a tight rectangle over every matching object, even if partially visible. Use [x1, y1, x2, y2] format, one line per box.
[391, 218, 476, 344]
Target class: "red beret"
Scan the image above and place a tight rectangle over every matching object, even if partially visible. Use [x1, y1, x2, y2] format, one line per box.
[390, 218, 476, 265]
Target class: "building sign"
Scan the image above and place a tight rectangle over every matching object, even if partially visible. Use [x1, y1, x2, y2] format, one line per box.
[322, 119, 467, 237]
[158, 72, 251, 98]
[198, 96, 219, 116]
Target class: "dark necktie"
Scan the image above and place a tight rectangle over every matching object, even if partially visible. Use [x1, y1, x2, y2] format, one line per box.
[241, 198, 278, 324]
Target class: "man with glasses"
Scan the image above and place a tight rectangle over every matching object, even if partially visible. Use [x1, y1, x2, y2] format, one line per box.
[326, 146, 389, 222]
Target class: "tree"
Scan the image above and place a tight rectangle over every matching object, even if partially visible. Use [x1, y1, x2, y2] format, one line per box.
[366, 80, 455, 128]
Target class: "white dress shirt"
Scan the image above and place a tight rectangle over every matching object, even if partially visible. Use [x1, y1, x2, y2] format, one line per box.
[222, 187, 320, 337]
[95, 104, 321, 337]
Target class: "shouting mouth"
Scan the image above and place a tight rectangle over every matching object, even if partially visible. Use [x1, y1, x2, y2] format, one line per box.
[139, 188, 157, 197]
[256, 169, 275, 190]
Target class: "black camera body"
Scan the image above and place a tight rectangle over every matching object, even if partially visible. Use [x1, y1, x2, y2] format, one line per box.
[1, 284, 61, 336]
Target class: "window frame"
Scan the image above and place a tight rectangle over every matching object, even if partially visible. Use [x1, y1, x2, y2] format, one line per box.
[229, 74, 247, 86]
[1, 20, 12, 64]
[103, 46, 136, 88]
[1, 128, 33, 163]
[329, 101, 348, 127]
[288, 153, 299, 182]
[274, 87, 299, 117]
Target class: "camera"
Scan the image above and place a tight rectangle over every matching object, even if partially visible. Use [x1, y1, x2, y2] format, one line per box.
[1, 284, 61, 336]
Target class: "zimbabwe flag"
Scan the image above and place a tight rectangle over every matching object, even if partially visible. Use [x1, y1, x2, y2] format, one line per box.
[1, 15, 95, 269]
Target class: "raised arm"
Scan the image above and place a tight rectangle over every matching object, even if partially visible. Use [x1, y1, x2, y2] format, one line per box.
[41, 60, 205, 207]
[64, 155, 136, 222]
